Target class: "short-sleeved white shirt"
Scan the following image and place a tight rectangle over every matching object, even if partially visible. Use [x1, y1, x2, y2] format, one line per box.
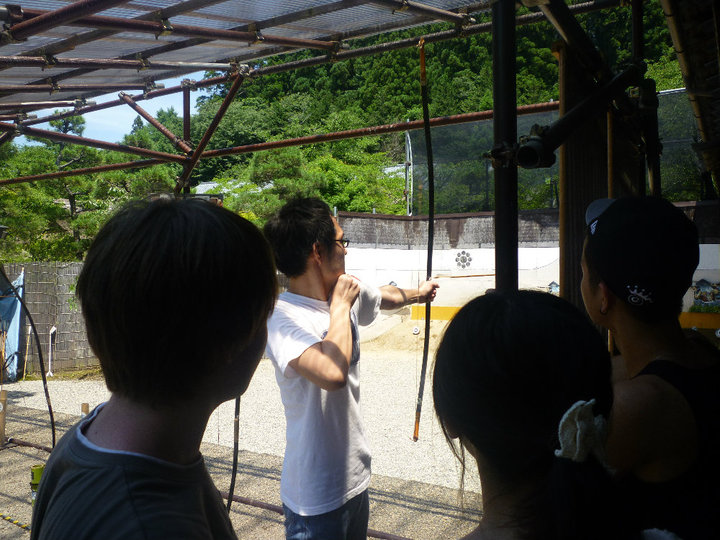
[265, 281, 381, 516]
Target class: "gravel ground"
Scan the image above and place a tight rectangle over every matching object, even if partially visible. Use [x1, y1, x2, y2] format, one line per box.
[0, 317, 483, 539]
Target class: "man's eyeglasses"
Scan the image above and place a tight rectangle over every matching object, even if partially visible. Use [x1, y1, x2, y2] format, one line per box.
[335, 238, 350, 248]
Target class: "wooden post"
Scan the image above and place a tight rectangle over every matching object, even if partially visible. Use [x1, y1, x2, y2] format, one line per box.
[0, 389, 7, 444]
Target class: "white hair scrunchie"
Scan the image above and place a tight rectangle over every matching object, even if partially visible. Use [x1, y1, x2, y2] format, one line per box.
[554, 399, 608, 464]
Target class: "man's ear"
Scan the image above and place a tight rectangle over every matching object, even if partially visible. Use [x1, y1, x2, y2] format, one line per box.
[311, 241, 323, 264]
[598, 281, 614, 315]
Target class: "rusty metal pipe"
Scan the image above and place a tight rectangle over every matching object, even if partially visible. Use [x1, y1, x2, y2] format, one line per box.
[0, 121, 187, 163]
[0, 100, 87, 110]
[370, 0, 470, 24]
[0, 83, 158, 93]
[202, 102, 558, 159]
[176, 72, 246, 190]
[5, 437, 52, 453]
[18, 8, 337, 51]
[183, 86, 191, 143]
[119, 92, 192, 153]
[0, 159, 165, 186]
[4, 0, 129, 42]
[22, 75, 229, 127]
[0, 55, 236, 71]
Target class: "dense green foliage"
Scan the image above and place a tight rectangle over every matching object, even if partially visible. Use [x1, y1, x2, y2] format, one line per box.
[0, 2, 702, 261]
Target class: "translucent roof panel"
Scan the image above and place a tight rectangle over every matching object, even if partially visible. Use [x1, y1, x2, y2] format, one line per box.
[0, 0, 488, 112]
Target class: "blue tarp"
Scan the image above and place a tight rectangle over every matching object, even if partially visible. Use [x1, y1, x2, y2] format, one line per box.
[0, 270, 24, 382]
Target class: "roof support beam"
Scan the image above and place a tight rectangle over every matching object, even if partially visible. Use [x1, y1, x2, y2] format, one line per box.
[0, 83, 163, 94]
[0, 100, 93, 111]
[0, 55, 236, 71]
[17, 9, 338, 51]
[175, 70, 247, 192]
[201, 102, 558, 160]
[370, 0, 473, 25]
[0, 159, 164, 186]
[1, 0, 129, 43]
[22, 74, 230, 125]
[119, 92, 192, 154]
[0, 121, 187, 163]
[2, 102, 558, 187]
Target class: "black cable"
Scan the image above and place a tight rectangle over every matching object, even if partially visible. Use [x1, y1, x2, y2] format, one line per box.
[0, 265, 56, 447]
[226, 395, 241, 512]
[413, 39, 435, 442]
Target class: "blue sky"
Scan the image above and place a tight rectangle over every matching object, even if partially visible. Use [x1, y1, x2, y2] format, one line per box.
[19, 71, 206, 145]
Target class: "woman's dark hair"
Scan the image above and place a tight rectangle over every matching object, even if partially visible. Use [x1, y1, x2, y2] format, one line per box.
[263, 197, 336, 277]
[77, 197, 277, 406]
[433, 290, 635, 540]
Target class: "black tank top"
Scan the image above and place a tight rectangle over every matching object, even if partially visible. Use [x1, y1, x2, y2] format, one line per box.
[619, 359, 720, 539]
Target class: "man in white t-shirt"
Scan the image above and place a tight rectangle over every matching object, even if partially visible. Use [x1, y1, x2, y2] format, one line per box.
[263, 197, 439, 540]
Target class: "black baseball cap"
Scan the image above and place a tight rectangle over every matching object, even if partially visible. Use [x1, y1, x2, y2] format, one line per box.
[584, 197, 699, 319]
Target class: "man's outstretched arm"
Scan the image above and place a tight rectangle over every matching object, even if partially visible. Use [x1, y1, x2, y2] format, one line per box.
[379, 280, 439, 310]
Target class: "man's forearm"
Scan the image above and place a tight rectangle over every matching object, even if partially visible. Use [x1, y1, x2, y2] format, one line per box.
[379, 285, 420, 309]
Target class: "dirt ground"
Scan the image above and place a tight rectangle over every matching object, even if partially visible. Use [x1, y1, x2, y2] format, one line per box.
[1, 403, 480, 540]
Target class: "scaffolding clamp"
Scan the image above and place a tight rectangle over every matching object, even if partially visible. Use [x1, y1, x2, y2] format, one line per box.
[181, 78, 197, 91]
[488, 142, 518, 169]
[47, 78, 60, 95]
[393, 0, 410, 15]
[41, 53, 57, 70]
[156, 18, 173, 39]
[136, 55, 151, 71]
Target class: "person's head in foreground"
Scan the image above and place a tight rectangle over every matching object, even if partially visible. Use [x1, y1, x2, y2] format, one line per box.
[582, 196, 698, 327]
[433, 290, 637, 540]
[77, 196, 277, 408]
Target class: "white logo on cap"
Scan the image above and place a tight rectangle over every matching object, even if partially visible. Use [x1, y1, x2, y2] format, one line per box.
[590, 220, 599, 235]
[626, 285, 653, 306]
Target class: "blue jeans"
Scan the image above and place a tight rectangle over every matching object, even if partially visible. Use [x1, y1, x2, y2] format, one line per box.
[282, 490, 369, 540]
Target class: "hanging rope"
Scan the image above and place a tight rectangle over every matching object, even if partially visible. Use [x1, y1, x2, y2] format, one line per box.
[412, 38, 435, 442]
[226, 395, 241, 512]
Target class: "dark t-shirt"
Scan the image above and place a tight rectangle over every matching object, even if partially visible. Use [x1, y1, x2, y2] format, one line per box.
[30, 406, 236, 540]
[620, 359, 720, 540]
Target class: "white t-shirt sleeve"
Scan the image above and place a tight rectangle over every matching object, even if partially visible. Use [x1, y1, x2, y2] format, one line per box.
[266, 309, 321, 378]
[355, 280, 381, 327]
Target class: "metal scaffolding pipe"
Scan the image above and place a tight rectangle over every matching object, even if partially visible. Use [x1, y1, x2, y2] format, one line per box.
[0, 55, 236, 71]
[5, 437, 52, 453]
[2, 0, 129, 42]
[176, 72, 246, 190]
[22, 74, 230, 127]
[516, 65, 641, 168]
[0, 159, 165, 186]
[18, 8, 338, 51]
[119, 92, 192, 154]
[534, 0, 614, 83]
[0, 121, 187, 163]
[0, 100, 92, 111]
[493, 0, 519, 293]
[2, 103, 558, 186]
[370, 0, 472, 25]
[183, 85, 191, 143]
[202, 102, 559, 159]
[0, 83, 162, 94]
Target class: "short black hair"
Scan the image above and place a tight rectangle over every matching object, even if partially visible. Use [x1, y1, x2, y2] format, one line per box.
[584, 197, 699, 322]
[76, 197, 277, 406]
[263, 197, 336, 277]
[433, 291, 634, 539]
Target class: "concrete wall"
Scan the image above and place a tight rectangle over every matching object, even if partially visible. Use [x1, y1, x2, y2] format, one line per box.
[3, 262, 95, 378]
